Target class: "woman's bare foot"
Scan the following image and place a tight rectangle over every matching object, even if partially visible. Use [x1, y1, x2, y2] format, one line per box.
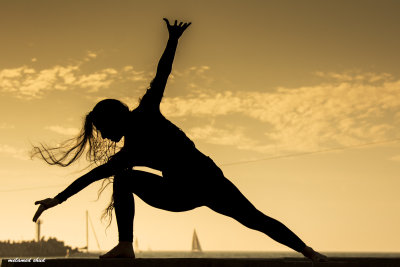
[99, 241, 135, 258]
[301, 246, 328, 262]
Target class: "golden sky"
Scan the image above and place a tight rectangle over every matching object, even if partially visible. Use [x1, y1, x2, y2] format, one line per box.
[1, 0, 400, 253]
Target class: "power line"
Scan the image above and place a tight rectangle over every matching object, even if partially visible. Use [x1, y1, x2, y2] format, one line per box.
[220, 137, 400, 167]
[2, 138, 399, 192]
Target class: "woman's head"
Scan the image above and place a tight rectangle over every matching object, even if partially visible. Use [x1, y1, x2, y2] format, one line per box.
[31, 98, 130, 167]
[90, 99, 130, 143]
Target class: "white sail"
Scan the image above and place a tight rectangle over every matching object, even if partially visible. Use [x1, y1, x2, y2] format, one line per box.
[134, 237, 140, 252]
[192, 229, 202, 252]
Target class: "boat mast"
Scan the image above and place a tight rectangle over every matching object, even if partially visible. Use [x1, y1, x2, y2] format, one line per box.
[36, 219, 42, 242]
[88, 211, 101, 251]
[86, 210, 89, 252]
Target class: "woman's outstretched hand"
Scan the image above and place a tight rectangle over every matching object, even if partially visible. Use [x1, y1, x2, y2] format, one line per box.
[33, 198, 60, 222]
[163, 18, 191, 39]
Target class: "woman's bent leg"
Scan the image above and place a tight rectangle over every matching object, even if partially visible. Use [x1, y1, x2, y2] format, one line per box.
[99, 171, 136, 258]
[118, 170, 202, 212]
[113, 172, 135, 242]
[205, 176, 306, 252]
[113, 170, 203, 242]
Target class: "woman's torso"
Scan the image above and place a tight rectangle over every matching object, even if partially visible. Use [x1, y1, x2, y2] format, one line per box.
[123, 107, 212, 175]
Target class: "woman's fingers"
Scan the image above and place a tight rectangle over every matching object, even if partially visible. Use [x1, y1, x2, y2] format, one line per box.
[164, 19, 191, 38]
[33, 205, 45, 222]
[32, 198, 59, 222]
[163, 18, 191, 29]
[35, 199, 45, 205]
[35, 198, 50, 205]
[178, 22, 191, 30]
[163, 18, 170, 27]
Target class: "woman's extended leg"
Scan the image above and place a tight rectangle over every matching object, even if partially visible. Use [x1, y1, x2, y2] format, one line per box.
[203, 173, 327, 261]
[205, 176, 306, 252]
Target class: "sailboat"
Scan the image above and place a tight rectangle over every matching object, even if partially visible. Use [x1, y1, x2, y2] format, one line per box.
[191, 229, 202, 253]
[80, 210, 101, 253]
[134, 237, 140, 253]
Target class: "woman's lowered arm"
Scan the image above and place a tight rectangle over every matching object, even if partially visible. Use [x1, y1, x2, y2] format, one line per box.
[33, 150, 132, 222]
[52, 163, 117, 204]
[140, 18, 191, 109]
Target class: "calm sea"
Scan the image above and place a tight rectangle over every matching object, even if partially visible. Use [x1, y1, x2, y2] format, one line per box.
[127, 251, 400, 258]
[59, 251, 400, 259]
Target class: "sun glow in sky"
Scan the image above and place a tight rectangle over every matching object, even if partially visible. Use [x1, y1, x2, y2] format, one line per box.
[1, 0, 400, 253]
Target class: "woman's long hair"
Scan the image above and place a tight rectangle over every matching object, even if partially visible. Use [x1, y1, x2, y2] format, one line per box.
[31, 111, 119, 167]
[31, 99, 128, 228]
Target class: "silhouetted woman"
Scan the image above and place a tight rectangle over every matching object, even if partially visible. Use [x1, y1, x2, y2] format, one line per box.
[32, 19, 327, 262]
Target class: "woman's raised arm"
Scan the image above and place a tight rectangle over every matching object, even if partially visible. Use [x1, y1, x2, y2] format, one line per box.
[139, 18, 191, 110]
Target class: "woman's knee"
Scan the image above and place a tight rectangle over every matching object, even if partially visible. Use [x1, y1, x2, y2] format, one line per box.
[113, 169, 158, 194]
[113, 169, 133, 192]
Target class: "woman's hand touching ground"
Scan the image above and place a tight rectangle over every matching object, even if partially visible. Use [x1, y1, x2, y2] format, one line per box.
[163, 18, 191, 39]
[33, 198, 60, 222]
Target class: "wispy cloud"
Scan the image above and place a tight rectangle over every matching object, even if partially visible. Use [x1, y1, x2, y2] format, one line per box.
[0, 53, 149, 99]
[162, 91, 241, 117]
[161, 71, 400, 153]
[45, 125, 80, 136]
[0, 123, 15, 129]
[0, 144, 29, 160]
[0, 55, 212, 101]
[187, 125, 257, 148]
[314, 71, 393, 83]
[73, 68, 118, 93]
[389, 155, 400, 162]
[2, 56, 398, 156]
